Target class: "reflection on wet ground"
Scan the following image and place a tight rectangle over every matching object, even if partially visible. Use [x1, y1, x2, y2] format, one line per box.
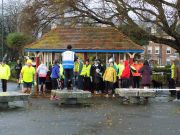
[0, 83, 180, 135]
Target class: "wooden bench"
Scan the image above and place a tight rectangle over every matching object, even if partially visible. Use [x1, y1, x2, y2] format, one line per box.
[0, 92, 30, 108]
[51, 90, 92, 105]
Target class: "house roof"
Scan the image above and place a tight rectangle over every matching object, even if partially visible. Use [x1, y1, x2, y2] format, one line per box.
[25, 27, 143, 53]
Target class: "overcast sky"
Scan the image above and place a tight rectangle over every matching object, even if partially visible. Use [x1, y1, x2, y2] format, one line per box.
[0, 0, 25, 4]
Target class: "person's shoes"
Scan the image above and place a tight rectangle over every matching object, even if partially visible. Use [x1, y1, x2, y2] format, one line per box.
[42, 92, 46, 97]
[72, 87, 77, 91]
[173, 98, 180, 102]
[94, 91, 98, 94]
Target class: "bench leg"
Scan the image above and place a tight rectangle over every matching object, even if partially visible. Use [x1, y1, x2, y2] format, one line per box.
[58, 98, 77, 105]
[143, 97, 149, 104]
[0, 102, 9, 108]
[58, 98, 92, 106]
[129, 97, 140, 104]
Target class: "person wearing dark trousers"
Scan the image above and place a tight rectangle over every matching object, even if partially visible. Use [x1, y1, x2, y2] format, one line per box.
[51, 60, 60, 90]
[120, 60, 130, 88]
[103, 62, 117, 97]
[169, 60, 176, 96]
[64, 69, 74, 89]
[15, 59, 22, 88]
[1, 80, 7, 92]
[139, 60, 152, 88]
[62, 45, 77, 90]
[131, 60, 143, 88]
[0, 60, 11, 92]
[90, 59, 103, 94]
[174, 60, 180, 101]
[79, 59, 92, 91]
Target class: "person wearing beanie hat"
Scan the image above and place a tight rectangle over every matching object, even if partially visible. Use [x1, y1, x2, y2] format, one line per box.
[20, 59, 36, 93]
[90, 58, 104, 94]
[0, 60, 11, 92]
[108, 57, 114, 63]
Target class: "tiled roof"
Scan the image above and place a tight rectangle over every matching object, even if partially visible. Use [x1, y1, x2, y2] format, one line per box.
[25, 27, 143, 51]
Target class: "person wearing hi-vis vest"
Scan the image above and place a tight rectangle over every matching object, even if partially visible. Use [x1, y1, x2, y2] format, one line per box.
[80, 59, 91, 91]
[117, 60, 124, 88]
[20, 59, 36, 93]
[131, 59, 143, 88]
[74, 57, 83, 89]
[0, 60, 11, 92]
[62, 45, 77, 90]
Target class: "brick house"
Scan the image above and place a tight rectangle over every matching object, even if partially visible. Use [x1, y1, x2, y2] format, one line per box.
[142, 26, 179, 66]
[142, 41, 179, 65]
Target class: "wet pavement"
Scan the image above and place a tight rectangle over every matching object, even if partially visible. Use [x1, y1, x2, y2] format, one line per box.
[0, 82, 180, 135]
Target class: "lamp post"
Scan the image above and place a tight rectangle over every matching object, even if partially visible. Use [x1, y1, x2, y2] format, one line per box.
[1, 0, 3, 59]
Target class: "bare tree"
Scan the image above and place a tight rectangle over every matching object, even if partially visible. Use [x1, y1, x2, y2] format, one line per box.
[19, 0, 70, 36]
[24, 0, 180, 53]
[2, 0, 25, 33]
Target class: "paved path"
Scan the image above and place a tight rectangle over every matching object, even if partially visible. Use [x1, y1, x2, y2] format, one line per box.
[0, 82, 179, 135]
[0, 82, 20, 92]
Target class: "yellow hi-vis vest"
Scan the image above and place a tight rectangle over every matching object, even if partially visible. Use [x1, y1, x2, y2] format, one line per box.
[117, 63, 124, 77]
[74, 61, 79, 73]
[0, 64, 11, 80]
[80, 64, 91, 77]
[59, 64, 64, 78]
[171, 63, 175, 79]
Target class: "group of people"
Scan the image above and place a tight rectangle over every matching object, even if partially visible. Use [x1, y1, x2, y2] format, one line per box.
[0, 44, 180, 100]
[72, 56, 152, 97]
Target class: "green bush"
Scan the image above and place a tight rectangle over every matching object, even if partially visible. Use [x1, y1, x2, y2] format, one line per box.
[8, 62, 17, 80]
[152, 66, 171, 85]
[152, 67, 171, 73]
[6, 33, 34, 49]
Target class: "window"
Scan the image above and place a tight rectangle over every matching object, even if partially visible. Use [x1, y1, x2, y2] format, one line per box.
[166, 59, 171, 65]
[155, 47, 160, 54]
[166, 47, 171, 54]
[147, 47, 152, 54]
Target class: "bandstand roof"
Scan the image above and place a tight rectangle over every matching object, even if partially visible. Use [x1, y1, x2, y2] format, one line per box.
[25, 27, 143, 53]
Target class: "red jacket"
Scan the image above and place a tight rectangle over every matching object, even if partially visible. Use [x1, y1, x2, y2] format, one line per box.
[121, 60, 130, 79]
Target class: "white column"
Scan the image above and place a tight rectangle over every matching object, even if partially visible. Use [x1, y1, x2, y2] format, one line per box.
[47, 53, 49, 67]
[44, 53, 46, 65]
[124, 53, 126, 60]
[51, 52, 53, 65]
[96, 52, 98, 59]
[106, 53, 108, 63]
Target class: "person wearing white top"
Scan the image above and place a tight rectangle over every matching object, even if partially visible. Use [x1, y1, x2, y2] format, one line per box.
[37, 62, 48, 95]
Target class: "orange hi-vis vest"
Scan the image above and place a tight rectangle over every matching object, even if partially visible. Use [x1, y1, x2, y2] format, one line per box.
[132, 63, 143, 76]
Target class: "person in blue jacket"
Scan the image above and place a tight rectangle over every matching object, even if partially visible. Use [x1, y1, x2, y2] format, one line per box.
[51, 60, 60, 90]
